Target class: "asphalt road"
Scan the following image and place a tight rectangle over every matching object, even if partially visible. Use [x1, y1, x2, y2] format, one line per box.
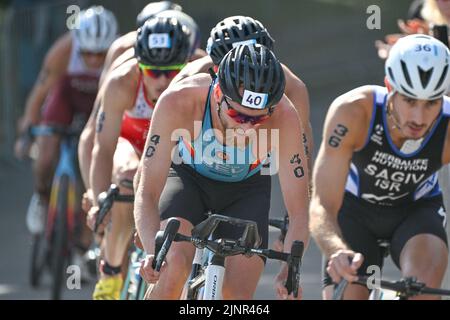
[0, 157, 402, 300]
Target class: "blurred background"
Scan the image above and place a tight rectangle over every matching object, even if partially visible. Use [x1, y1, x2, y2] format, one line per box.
[1, 0, 448, 299]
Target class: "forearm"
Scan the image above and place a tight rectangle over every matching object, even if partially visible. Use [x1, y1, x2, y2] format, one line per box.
[78, 129, 94, 189]
[278, 213, 309, 276]
[22, 85, 48, 129]
[309, 202, 348, 258]
[90, 146, 114, 205]
[134, 188, 161, 255]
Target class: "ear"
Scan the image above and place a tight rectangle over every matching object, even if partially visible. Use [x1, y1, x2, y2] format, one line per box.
[384, 76, 393, 92]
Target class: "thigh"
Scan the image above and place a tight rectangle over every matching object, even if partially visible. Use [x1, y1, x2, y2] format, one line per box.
[213, 175, 271, 251]
[112, 137, 140, 192]
[322, 195, 384, 288]
[159, 164, 208, 227]
[390, 196, 448, 268]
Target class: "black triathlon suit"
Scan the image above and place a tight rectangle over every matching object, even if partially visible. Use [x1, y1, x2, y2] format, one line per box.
[323, 86, 449, 287]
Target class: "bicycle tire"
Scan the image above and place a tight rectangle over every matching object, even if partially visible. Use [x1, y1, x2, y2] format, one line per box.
[49, 175, 69, 300]
[29, 233, 47, 288]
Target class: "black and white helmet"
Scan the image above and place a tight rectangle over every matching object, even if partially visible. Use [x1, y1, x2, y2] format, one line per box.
[136, 1, 183, 28]
[386, 34, 450, 100]
[207, 16, 274, 65]
[73, 6, 118, 53]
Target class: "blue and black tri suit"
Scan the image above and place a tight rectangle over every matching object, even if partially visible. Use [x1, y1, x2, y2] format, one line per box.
[159, 81, 272, 252]
[323, 86, 449, 287]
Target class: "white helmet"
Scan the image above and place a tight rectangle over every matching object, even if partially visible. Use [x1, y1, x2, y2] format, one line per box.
[73, 6, 118, 53]
[385, 34, 450, 100]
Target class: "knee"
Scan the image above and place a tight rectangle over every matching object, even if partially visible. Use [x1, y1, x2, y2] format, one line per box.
[113, 166, 137, 194]
[401, 250, 448, 286]
[159, 246, 192, 291]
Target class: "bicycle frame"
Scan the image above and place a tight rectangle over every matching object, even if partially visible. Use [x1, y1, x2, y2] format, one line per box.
[46, 135, 80, 244]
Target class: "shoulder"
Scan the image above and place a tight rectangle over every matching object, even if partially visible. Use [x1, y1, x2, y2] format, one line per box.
[108, 31, 136, 56]
[103, 59, 139, 101]
[43, 32, 72, 69]
[171, 56, 214, 85]
[155, 74, 212, 120]
[324, 85, 378, 149]
[327, 85, 375, 124]
[281, 63, 306, 88]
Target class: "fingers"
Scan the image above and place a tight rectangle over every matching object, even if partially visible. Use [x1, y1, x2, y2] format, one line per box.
[275, 280, 303, 300]
[351, 253, 364, 272]
[86, 207, 99, 231]
[139, 255, 163, 284]
[327, 250, 362, 284]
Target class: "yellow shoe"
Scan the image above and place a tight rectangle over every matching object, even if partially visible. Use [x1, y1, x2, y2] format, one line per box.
[93, 275, 123, 300]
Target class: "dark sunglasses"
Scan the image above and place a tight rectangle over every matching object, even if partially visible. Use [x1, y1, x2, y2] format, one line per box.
[139, 63, 185, 79]
[80, 50, 107, 57]
[221, 96, 270, 125]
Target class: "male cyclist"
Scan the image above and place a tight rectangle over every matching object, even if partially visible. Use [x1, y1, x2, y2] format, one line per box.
[87, 16, 192, 300]
[79, 4, 203, 199]
[15, 6, 117, 238]
[100, 2, 203, 86]
[172, 16, 313, 174]
[310, 34, 450, 300]
[135, 43, 310, 300]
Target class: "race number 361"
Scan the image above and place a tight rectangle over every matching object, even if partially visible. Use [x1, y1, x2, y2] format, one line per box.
[242, 90, 268, 109]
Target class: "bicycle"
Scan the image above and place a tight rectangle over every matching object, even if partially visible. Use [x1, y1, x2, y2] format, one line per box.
[28, 125, 87, 300]
[333, 275, 450, 300]
[93, 184, 144, 300]
[153, 214, 304, 300]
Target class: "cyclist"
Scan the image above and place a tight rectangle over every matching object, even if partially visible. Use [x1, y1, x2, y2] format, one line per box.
[135, 43, 310, 300]
[310, 34, 450, 300]
[15, 6, 117, 238]
[87, 16, 193, 300]
[79, 5, 204, 200]
[100, 2, 204, 86]
[172, 16, 313, 173]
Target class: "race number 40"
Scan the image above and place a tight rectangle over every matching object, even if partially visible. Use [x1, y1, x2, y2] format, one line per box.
[242, 90, 268, 109]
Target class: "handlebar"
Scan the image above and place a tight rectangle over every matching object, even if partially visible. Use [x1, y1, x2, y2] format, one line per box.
[94, 184, 135, 232]
[269, 214, 289, 243]
[153, 215, 304, 298]
[333, 276, 450, 300]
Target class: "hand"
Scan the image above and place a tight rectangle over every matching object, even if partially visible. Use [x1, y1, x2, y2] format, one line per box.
[86, 205, 100, 231]
[274, 271, 303, 300]
[81, 189, 94, 213]
[326, 249, 364, 284]
[134, 231, 144, 250]
[398, 18, 429, 35]
[374, 34, 403, 60]
[14, 135, 32, 160]
[140, 254, 167, 284]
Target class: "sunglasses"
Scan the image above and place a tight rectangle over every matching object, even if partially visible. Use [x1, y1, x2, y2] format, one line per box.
[139, 63, 185, 79]
[221, 96, 270, 125]
[80, 50, 107, 57]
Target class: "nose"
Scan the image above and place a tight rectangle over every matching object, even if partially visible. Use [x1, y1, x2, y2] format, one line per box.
[410, 105, 425, 125]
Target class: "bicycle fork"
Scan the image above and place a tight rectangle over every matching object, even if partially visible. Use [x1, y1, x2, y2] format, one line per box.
[203, 254, 225, 300]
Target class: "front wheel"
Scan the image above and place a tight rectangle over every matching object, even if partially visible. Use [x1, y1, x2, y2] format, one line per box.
[29, 233, 47, 288]
[49, 175, 70, 300]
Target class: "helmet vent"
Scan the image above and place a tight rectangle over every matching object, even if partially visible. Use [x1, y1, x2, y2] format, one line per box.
[388, 67, 396, 84]
[434, 64, 449, 91]
[400, 60, 413, 88]
[418, 66, 433, 89]
[400, 85, 416, 97]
